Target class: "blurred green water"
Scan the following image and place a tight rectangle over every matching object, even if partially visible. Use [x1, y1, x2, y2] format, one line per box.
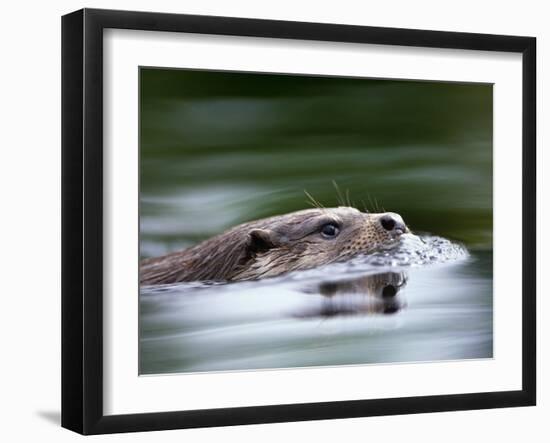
[139, 68, 493, 374]
[140, 68, 492, 256]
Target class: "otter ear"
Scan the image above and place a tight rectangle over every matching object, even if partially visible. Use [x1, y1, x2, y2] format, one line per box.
[248, 228, 281, 253]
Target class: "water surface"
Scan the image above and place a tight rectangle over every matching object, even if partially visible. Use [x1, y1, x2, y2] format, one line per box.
[139, 68, 493, 374]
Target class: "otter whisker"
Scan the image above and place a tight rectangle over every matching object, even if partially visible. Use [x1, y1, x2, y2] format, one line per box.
[345, 188, 352, 207]
[332, 180, 346, 207]
[303, 189, 324, 209]
[367, 194, 376, 213]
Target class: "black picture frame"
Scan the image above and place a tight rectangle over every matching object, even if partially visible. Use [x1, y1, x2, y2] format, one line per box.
[61, 8, 536, 435]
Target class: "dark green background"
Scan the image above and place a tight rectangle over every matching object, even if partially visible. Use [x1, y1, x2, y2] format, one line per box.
[140, 68, 492, 257]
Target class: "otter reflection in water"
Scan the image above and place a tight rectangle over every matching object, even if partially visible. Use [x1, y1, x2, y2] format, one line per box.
[140, 207, 409, 285]
[296, 272, 407, 318]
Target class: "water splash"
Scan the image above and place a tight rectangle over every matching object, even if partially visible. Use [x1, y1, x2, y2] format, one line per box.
[365, 233, 469, 266]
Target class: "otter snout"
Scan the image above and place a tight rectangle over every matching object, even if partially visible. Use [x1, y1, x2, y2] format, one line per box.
[378, 213, 407, 235]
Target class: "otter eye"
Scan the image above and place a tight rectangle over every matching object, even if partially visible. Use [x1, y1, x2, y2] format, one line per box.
[320, 223, 340, 238]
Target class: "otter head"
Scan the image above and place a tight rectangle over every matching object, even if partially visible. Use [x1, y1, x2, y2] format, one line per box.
[233, 207, 409, 280]
[140, 206, 411, 284]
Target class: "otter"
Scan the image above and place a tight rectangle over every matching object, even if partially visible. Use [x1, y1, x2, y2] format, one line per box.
[140, 207, 408, 285]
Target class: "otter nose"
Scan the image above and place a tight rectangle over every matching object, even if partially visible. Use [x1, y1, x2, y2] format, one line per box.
[379, 213, 406, 234]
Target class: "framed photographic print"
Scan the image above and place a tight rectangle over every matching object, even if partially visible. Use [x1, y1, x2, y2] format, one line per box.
[61, 8, 536, 435]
